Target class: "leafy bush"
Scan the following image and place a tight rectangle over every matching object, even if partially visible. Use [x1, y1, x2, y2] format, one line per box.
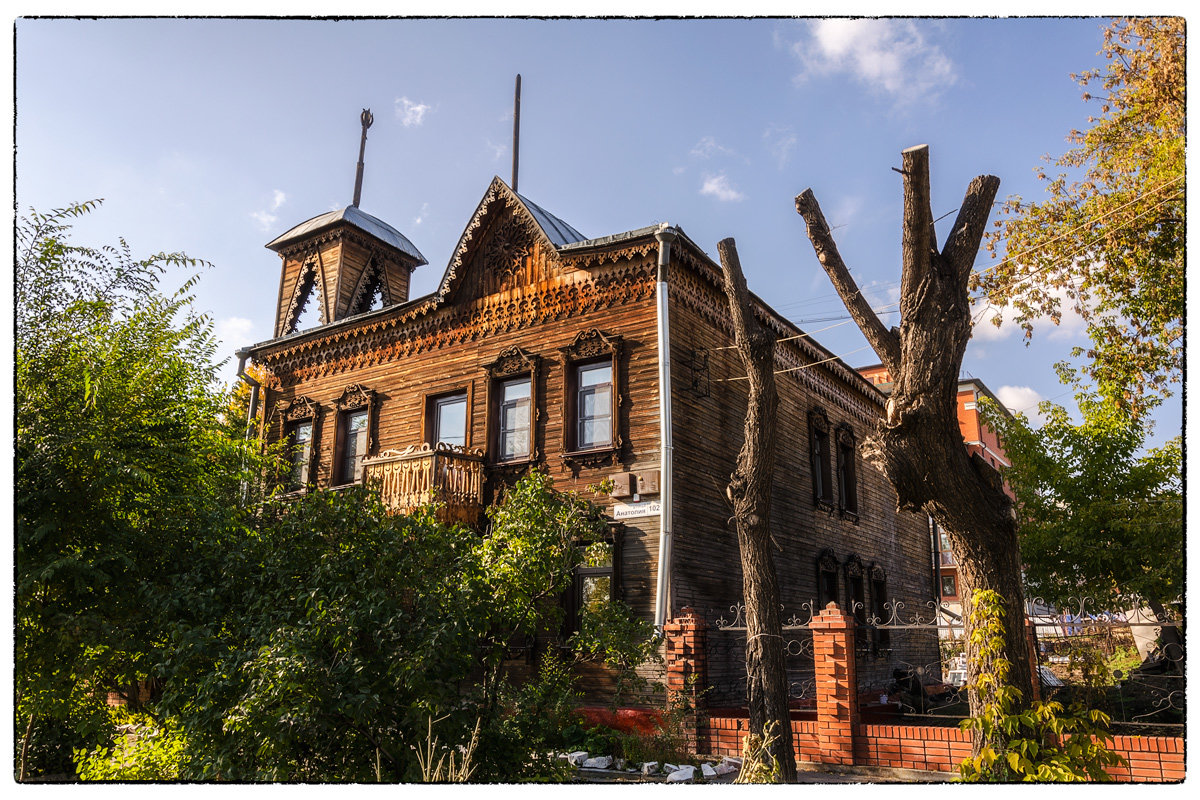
[957, 590, 1126, 782]
[74, 712, 186, 781]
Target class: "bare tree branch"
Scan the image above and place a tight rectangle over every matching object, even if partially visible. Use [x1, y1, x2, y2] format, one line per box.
[794, 190, 901, 374]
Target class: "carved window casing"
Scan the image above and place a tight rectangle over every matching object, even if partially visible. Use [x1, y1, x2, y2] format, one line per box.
[816, 549, 839, 609]
[485, 346, 540, 464]
[809, 409, 833, 510]
[332, 384, 376, 486]
[835, 424, 859, 519]
[561, 329, 623, 461]
[274, 396, 321, 492]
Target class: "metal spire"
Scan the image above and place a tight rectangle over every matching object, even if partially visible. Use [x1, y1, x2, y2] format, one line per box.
[352, 108, 374, 208]
[511, 75, 521, 194]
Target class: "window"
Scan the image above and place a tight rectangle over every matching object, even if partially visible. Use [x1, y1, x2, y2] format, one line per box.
[561, 329, 622, 456]
[485, 346, 540, 464]
[429, 392, 468, 447]
[941, 575, 958, 598]
[809, 410, 833, 508]
[497, 377, 532, 461]
[816, 549, 839, 609]
[287, 420, 314, 491]
[333, 384, 375, 486]
[565, 524, 623, 636]
[845, 555, 869, 653]
[336, 410, 369, 485]
[836, 425, 858, 516]
[274, 395, 321, 493]
[575, 362, 613, 451]
[869, 564, 890, 653]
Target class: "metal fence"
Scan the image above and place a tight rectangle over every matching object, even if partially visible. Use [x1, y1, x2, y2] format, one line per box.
[707, 596, 1185, 735]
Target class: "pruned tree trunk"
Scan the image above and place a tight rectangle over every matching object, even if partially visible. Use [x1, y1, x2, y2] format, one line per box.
[716, 238, 797, 783]
[795, 145, 1033, 733]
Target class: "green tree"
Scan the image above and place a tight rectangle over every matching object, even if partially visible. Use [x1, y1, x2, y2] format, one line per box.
[980, 394, 1182, 622]
[974, 18, 1184, 411]
[15, 202, 260, 779]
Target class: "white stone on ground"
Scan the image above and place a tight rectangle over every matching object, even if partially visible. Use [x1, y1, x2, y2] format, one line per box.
[641, 761, 659, 775]
[666, 765, 696, 783]
[701, 763, 717, 778]
[567, 751, 588, 767]
[582, 755, 613, 770]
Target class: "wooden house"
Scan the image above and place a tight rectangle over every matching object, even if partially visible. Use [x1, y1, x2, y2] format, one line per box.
[240, 177, 938, 705]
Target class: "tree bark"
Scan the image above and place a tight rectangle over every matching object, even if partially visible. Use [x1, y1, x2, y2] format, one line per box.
[795, 145, 1034, 733]
[716, 237, 797, 783]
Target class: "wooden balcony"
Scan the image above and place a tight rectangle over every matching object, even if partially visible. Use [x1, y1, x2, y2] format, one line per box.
[362, 443, 485, 527]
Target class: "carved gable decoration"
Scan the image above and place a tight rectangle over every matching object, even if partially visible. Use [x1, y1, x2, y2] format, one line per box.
[482, 214, 536, 284]
[809, 407, 830, 435]
[844, 554, 865, 579]
[869, 563, 887, 583]
[817, 549, 838, 574]
[485, 345, 540, 378]
[436, 177, 581, 306]
[562, 328, 621, 361]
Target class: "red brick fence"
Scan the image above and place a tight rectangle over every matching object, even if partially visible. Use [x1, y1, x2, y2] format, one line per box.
[665, 605, 1183, 782]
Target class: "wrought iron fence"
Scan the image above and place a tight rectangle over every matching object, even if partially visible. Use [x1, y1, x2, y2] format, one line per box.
[705, 595, 1184, 734]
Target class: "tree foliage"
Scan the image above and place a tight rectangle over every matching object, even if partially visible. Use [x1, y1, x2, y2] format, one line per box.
[980, 394, 1181, 613]
[15, 201, 261, 777]
[974, 18, 1184, 411]
[160, 473, 651, 781]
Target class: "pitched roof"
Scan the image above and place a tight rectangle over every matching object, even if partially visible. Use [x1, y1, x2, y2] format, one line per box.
[265, 205, 428, 265]
[516, 192, 587, 246]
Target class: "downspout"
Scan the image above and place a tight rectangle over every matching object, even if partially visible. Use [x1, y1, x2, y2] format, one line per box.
[653, 224, 678, 632]
[234, 349, 260, 440]
[235, 349, 261, 503]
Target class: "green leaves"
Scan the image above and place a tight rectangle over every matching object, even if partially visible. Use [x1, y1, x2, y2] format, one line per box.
[979, 394, 1181, 611]
[974, 18, 1184, 413]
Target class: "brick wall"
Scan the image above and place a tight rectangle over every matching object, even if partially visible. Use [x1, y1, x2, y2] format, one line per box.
[669, 607, 1183, 782]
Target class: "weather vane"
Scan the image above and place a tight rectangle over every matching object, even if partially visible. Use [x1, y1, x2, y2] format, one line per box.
[352, 108, 374, 208]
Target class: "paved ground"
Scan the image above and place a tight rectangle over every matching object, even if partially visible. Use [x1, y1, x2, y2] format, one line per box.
[576, 764, 949, 784]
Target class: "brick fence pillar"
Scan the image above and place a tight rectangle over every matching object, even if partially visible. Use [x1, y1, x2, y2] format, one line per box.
[1025, 618, 1042, 703]
[810, 602, 860, 766]
[663, 607, 707, 752]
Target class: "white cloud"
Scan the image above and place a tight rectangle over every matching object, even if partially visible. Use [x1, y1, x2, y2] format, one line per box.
[250, 210, 277, 231]
[790, 19, 957, 105]
[994, 385, 1047, 423]
[690, 135, 737, 160]
[395, 96, 432, 127]
[672, 165, 687, 176]
[485, 139, 506, 161]
[970, 284, 1088, 343]
[215, 316, 256, 348]
[699, 174, 744, 202]
[250, 189, 288, 231]
[763, 124, 798, 169]
[413, 202, 430, 226]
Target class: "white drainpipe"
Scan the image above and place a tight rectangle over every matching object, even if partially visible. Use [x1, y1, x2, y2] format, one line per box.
[653, 224, 678, 631]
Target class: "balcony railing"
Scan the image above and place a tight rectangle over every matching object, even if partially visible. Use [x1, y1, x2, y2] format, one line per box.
[362, 443, 485, 526]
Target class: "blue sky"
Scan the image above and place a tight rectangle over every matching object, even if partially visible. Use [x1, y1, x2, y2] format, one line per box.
[13, 15, 1183, 446]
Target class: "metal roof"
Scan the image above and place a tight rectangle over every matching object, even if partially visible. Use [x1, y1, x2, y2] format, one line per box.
[265, 205, 427, 265]
[516, 192, 587, 246]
